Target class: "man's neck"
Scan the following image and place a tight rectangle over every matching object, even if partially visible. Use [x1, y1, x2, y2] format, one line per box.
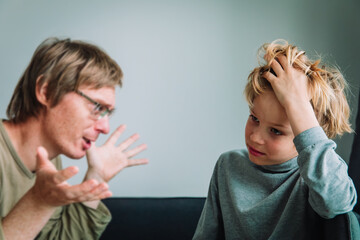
[3, 117, 54, 172]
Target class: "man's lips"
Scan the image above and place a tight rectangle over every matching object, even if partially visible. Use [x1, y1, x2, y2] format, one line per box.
[82, 137, 93, 150]
[248, 145, 265, 157]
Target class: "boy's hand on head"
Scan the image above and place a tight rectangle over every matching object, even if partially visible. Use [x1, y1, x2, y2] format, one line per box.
[85, 124, 148, 183]
[262, 55, 309, 109]
[262, 55, 319, 136]
[30, 146, 112, 208]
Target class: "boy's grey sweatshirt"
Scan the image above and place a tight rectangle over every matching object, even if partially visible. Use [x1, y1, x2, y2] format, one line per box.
[193, 127, 357, 240]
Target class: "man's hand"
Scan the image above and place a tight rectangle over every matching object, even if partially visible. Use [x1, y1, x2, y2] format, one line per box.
[31, 146, 112, 207]
[85, 124, 148, 183]
[2, 146, 113, 240]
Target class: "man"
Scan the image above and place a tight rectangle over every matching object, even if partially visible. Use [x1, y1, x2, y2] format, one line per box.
[0, 38, 148, 239]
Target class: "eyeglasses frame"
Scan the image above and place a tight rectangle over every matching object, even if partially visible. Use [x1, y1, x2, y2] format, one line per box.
[75, 90, 114, 120]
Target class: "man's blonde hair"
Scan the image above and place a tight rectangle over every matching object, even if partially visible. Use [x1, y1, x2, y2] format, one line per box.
[244, 39, 352, 139]
[7, 37, 123, 123]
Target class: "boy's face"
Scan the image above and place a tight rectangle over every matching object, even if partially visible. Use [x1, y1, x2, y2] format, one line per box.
[245, 90, 298, 165]
[41, 86, 116, 159]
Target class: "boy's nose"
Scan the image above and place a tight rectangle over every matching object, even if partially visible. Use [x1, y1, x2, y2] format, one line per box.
[250, 128, 265, 145]
[94, 116, 110, 134]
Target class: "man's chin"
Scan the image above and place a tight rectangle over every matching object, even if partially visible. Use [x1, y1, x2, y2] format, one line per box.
[65, 150, 86, 159]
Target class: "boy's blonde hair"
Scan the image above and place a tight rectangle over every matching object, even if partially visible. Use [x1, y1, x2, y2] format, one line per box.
[7, 37, 123, 123]
[244, 39, 352, 139]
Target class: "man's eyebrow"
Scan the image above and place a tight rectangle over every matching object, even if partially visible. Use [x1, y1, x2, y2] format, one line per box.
[92, 97, 114, 109]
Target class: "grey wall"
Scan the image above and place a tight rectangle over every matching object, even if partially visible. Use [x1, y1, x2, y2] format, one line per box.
[0, 0, 359, 197]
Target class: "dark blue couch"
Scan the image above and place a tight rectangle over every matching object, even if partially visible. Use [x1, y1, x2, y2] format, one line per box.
[99, 198, 359, 240]
[100, 197, 205, 240]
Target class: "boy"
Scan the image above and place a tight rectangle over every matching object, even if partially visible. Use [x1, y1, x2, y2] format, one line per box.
[193, 40, 357, 239]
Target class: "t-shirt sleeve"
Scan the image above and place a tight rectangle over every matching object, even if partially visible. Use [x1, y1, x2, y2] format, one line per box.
[35, 156, 112, 239]
[294, 126, 357, 219]
[35, 201, 111, 240]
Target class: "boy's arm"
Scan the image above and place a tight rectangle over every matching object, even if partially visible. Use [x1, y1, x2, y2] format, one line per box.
[294, 127, 357, 218]
[193, 160, 225, 240]
[263, 55, 357, 218]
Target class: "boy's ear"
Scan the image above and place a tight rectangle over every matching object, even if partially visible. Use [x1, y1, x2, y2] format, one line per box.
[35, 75, 49, 106]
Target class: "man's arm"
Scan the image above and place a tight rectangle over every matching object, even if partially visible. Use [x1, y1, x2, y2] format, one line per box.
[2, 147, 111, 240]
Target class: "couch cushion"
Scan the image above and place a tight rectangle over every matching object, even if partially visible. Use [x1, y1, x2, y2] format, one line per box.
[100, 197, 205, 240]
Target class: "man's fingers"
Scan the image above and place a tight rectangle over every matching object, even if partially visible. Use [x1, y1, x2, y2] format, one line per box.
[118, 134, 140, 151]
[36, 146, 50, 169]
[127, 158, 149, 167]
[125, 143, 147, 158]
[53, 166, 79, 184]
[106, 125, 126, 145]
[65, 181, 111, 201]
[36, 146, 59, 173]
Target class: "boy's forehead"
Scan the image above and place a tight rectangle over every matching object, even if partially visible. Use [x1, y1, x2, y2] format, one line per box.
[252, 92, 290, 126]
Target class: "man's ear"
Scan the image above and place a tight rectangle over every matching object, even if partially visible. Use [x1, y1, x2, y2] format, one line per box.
[35, 75, 49, 106]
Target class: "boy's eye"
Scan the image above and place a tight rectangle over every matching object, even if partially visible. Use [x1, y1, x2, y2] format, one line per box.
[249, 114, 259, 123]
[271, 128, 282, 135]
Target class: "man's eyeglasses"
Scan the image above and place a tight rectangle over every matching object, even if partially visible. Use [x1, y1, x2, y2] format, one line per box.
[76, 90, 114, 120]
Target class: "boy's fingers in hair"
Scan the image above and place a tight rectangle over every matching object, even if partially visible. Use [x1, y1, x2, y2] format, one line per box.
[264, 53, 271, 62]
[262, 71, 277, 83]
[276, 55, 289, 69]
[270, 59, 284, 76]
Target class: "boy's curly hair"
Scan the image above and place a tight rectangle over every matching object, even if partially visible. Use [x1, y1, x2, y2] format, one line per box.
[244, 39, 352, 139]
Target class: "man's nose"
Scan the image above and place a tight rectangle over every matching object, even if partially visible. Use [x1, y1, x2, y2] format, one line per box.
[95, 116, 110, 134]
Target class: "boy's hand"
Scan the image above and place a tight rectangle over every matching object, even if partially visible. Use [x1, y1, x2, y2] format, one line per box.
[262, 55, 319, 136]
[262, 55, 309, 109]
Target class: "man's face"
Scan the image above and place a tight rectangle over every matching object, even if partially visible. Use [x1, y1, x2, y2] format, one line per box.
[42, 86, 116, 159]
[245, 90, 298, 165]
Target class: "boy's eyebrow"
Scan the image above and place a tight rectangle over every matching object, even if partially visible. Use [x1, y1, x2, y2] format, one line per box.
[249, 108, 256, 115]
[268, 122, 288, 129]
[251, 108, 289, 129]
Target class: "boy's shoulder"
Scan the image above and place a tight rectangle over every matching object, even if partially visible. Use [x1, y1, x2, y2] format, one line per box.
[216, 149, 250, 169]
[220, 149, 248, 160]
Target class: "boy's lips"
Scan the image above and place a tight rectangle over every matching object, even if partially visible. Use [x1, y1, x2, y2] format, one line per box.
[248, 145, 265, 157]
